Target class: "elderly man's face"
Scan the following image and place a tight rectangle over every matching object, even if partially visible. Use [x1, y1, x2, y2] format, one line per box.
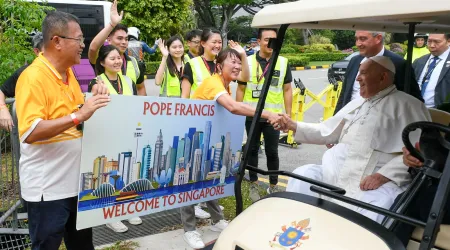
[356, 60, 386, 98]
[63, 21, 85, 65]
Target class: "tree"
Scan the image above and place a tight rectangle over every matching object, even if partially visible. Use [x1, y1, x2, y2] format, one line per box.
[331, 30, 355, 50]
[0, 0, 51, 84]
[193, 0, 295, 46]
[118, 0, 193, 44]
[227, 16, 255, 43]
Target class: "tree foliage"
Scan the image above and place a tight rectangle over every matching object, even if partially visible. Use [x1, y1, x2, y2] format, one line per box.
[193, 0, 295, 45]
[0, 0, 52, 84]
[331, 30, 355, 50]
[118, 0, 193, 43]
[227, 16, 255, 43]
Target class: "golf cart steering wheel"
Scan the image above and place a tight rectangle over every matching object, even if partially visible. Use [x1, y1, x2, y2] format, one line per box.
[402, 121, 450, 166]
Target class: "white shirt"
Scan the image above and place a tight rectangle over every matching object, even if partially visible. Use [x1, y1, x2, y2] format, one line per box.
[419, 46, 450, 107]
[351, 47, 385, 100]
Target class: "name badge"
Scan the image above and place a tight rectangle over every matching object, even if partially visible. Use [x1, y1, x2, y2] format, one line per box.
[252, 90, 261, 98]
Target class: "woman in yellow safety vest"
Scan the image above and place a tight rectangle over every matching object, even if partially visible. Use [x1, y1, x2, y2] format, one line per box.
[89, 45, 137, 96]
[192, 48, 279, 120]
[180, 28, 250, 98]
[155, 35, 185, 97]
[180, 47, 279, 249]
[88, 44, 142, 233]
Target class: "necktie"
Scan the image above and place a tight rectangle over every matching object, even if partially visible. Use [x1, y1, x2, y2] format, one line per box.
[421, 56, 440, 96]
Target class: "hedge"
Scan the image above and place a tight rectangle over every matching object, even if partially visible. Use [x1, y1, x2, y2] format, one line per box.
[283, 56, 310, 67]
[282, 52, 348, 61]
[145, 61, 160, 74]
[144, 55, 311, 74]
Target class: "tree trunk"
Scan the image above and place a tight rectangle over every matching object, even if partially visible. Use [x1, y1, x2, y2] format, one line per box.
[302, 29, 309, 45]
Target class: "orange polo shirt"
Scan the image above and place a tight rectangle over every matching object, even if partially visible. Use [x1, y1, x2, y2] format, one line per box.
[15, 53, 85, 202]
[191, 74, 231, 101]
[16, 53, 84, 143]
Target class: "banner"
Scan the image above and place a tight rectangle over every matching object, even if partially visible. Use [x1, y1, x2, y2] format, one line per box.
[76, 95, 245, 229]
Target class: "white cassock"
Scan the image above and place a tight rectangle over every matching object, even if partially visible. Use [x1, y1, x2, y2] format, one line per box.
[286, 85, 431, 223]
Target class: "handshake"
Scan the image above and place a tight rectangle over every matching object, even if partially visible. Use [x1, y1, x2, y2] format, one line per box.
[266, 113, 297, 132]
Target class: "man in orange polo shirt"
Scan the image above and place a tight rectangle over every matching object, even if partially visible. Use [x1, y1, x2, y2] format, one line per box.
[15, 11, 110, 250]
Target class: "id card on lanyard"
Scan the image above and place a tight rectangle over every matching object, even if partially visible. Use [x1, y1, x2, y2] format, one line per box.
[253, 60, 270, 98]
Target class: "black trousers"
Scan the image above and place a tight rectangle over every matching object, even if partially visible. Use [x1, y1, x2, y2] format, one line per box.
[27, 196, 94, 250]
[392, 182, 450, 247]
[245, 120, 280, 185]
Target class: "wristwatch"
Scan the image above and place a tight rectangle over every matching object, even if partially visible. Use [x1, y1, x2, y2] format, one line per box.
[70, 113, 80, 125]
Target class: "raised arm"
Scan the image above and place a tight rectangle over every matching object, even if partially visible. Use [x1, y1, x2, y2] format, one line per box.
[88, 0, 123, 64]
[229, 40, 250, 82]
[155, 40, 169, 86]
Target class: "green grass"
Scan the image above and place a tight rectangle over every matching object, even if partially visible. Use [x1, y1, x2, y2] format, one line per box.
[219, 181, 268, 221]
[308, 61, 335, 66]
[55, 240, 139, 250]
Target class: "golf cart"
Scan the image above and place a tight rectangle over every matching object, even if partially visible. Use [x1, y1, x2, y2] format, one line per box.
[203, 0, 450, 249]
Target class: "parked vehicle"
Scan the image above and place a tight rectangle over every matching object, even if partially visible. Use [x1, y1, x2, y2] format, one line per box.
[327, 51, 359, 82]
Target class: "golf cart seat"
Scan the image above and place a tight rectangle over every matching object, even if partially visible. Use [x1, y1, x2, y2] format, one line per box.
[213, 192, 405, 250]
[410, 225, 450, 249]
[407, 108, 450, 250]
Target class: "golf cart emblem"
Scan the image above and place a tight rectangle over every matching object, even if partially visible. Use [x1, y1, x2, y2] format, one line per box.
[269, 219, 311, 249]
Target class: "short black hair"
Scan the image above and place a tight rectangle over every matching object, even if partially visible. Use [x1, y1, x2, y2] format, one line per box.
[109, 24, 128, 37]
[185, 29, 202, 41]
[257, 28, 278, 39]
[42, 11, 80, 45]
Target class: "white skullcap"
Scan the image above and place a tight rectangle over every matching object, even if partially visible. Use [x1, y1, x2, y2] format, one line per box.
[368, 56, 396, 74]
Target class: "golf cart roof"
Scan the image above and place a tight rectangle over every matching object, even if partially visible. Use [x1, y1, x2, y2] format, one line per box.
[252, 0, 450, 33]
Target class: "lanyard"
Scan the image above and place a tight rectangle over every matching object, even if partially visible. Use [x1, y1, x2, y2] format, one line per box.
[174, 62, 184, 80]
[256, 60, 271, 83]
[202, 56, 215, 75]
[104, 74, 123, 94]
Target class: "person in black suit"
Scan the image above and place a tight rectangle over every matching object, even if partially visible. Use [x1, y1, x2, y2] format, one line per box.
[412, 34, 450, 108]
[335, 31, 423, 114]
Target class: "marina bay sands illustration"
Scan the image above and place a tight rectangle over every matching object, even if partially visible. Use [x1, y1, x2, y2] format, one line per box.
[78, 120, 241, 207]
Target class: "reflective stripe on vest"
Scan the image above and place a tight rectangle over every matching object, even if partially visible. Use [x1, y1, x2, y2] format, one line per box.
[119, 56, 140, 83]
[159, 66, 181, 97]
[100, 74, 133, 96]
[243, 55, 288, 113]
[190, 56, 212, 96]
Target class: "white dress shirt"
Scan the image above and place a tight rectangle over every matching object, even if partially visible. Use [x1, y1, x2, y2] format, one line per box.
[418, 46, 450, 107]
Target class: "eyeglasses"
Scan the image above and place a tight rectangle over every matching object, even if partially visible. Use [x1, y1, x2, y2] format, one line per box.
[53, 35, 85, 45]
[189, 40, 200, 44]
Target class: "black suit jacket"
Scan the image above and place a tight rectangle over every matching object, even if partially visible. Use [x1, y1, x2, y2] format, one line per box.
[334, 50, 423, 114]
[413, 53, 450, 107]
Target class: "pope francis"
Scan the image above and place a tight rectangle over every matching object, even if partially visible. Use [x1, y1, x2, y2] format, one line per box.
[275, 56, 431, 223]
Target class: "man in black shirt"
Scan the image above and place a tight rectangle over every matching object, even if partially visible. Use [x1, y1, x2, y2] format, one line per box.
[0, 32, 44, 131]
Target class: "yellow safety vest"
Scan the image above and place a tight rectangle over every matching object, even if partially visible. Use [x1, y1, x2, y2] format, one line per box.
[184, 54, 191, 63]
[189, 56, 212, 96]
[118, 56, 140, 83]
[243, 55, 288, 113]
[404, 46, 430, 62]
[99, 73, 134, 96]
[159, 66, 182, 97]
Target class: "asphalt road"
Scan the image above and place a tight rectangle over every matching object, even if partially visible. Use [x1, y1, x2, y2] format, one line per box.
[144, 69, 330, 186]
